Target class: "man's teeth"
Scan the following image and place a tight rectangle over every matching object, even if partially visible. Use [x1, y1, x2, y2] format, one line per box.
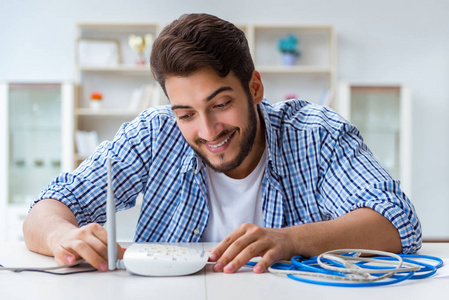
[208, 135, 231, 148]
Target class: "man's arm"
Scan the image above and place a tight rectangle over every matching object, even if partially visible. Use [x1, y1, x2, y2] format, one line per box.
[209, 207, 402, 273]
[23, 199, 124, 271]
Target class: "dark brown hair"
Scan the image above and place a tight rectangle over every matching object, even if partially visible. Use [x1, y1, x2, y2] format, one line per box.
[150, 13, 255, 97]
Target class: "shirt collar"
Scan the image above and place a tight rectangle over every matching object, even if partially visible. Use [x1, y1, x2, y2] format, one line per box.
[258, 99, 283, 177]
[180, 148, 201, 174]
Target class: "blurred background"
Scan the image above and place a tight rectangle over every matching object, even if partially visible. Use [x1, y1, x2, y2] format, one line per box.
[1, 0, 448, 242]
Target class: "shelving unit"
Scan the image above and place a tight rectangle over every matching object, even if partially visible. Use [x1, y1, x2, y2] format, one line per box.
[73, 22, 337, 168]
[76, 107, 142, 116]
[74, 23, 166, 167]
[338, 83, 412, 197]
[248, 24, 336, 105]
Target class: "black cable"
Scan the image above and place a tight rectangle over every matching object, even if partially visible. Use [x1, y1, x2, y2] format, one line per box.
[10, 268, 98, 275]
[1, 260, 98, 275]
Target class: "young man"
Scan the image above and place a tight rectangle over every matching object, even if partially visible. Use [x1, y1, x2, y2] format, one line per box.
[23, 13, 421, 274]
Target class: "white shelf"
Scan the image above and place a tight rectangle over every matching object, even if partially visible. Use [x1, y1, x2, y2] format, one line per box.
[77, 22, 159, 29]
[77, 65, 151, 74]
[76, 108, 141, 117]
[251, 24, 334, 30]
[257, 66, 333, 74]
[78, 65, 333, 75]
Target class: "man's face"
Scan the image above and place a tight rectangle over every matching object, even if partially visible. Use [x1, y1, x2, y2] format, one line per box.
[166, 68, 265, 178]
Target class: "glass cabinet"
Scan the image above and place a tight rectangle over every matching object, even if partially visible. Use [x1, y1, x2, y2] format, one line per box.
[338, 83, 412, 197]
[0, 82, 74, 241]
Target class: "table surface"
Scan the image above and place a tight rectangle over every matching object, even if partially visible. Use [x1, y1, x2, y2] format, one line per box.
[0, 242, 448, 300]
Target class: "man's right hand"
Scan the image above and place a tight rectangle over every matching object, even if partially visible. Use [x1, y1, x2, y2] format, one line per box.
[23, 199, 124, 271]
[49, 223, 124, 271]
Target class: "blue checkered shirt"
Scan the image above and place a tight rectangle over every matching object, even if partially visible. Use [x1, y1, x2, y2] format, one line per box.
[36, 99, 422, 253]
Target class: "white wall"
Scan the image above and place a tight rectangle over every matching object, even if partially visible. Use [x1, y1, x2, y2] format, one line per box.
[1, 0, 448, 239]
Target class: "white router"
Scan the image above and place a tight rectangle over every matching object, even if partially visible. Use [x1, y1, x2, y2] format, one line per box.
[106, 158, 209, 276]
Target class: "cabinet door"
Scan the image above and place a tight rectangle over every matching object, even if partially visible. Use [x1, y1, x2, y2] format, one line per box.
[0, 82, 74, 241]
[338, 83, 412, 197]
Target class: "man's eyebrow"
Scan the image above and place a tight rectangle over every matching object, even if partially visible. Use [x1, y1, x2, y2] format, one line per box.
[171, 104, 191, 111]
[171, 86, 233, 111]
[206, 86, 233, 102]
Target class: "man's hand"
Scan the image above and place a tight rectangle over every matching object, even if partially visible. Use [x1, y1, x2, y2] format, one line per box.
[208, 223, 296, 274]
[23, 199, 124, 272]
[207, 208, 403, 274]
[49, 223, 125, 271]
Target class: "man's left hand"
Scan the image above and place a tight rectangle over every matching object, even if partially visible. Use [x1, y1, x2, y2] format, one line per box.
[208, 223, 296, 273]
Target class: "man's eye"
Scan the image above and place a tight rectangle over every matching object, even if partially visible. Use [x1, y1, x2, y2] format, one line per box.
[178, 113, 193, 120]
[215, 101, 230, 108]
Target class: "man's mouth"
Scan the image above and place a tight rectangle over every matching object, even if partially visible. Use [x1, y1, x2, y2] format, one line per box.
[207, 132, 234, 148]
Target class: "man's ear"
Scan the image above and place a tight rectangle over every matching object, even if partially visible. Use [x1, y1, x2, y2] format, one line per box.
[249, 70, 264, 104]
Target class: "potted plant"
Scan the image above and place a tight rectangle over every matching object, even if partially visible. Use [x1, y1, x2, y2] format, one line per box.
[90, 92, 103, 109]
[278, 34, 300, 66]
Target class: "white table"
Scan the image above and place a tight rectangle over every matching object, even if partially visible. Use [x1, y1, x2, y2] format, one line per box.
[0, 242, 448, 300]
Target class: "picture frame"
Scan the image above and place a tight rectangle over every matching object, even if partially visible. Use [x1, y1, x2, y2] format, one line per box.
[76, 38, 121, 67]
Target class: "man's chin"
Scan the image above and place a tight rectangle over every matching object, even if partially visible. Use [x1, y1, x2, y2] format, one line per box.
[204, 157, 232, 172]
[197, 152, 239, 173]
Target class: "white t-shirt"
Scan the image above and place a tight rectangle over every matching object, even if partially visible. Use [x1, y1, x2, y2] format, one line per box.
[200, 150, 267, 242]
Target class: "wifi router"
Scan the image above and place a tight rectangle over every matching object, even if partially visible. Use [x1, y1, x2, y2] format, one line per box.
[106, 158, 209, 276]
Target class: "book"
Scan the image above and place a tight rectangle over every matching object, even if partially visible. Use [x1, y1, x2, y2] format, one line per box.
[75, 130, 99, 157]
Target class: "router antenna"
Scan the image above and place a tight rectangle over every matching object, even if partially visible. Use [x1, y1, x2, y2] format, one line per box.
[106, 157, 117, 271]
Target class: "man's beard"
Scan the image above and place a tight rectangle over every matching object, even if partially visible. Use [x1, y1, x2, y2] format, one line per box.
[189, 96, 258, 174]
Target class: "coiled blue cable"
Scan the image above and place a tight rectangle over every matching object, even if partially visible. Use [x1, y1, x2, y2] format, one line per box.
[248, 251, 444, 287]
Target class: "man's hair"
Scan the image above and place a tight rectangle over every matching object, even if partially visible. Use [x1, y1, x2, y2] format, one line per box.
[150, 13, 255, 97]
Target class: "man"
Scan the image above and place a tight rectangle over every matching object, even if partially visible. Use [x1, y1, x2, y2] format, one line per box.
[23, 13, 421, 274]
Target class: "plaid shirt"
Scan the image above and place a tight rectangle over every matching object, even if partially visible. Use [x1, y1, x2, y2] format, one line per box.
[36, 99, 422, 253]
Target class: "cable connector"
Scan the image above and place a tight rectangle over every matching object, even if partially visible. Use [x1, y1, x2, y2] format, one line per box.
[116, 259, 126, 270]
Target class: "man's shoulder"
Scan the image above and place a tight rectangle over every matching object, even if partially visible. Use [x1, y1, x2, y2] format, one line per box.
[129, 105, 178, 131]
[118, 104, 184, 144]
[262, 99, 347, 133]
[140, 104, 176, 122]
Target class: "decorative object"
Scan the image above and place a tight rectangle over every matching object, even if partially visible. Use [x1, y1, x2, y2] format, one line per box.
[76, 38, 120, 67]
[128, 34, 154, 65]
[278, 34, 300, 66]
[284, 93, 298, 100]
[90, 92, 103, 109]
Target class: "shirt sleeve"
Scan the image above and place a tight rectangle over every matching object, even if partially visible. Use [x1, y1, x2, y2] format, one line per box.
[32, 109, 162, 227]
[317, 120, 422, 254]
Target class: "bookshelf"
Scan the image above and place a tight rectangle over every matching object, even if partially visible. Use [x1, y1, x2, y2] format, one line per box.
[73, 22, 337, 168]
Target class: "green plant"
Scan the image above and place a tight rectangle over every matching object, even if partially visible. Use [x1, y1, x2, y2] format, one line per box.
[278, 34, 300, 56]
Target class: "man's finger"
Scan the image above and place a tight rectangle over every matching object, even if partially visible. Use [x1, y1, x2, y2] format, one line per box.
[53, 245, 79, 266]
[84, 234, 109, 261]
[210, 233, 240, 262]
[117, 243, 125, 259]
[253, 249, 279, 273]
[214, 233, 259, 272]
[210, 223, 254, 262]
[62, 239, 108, 271]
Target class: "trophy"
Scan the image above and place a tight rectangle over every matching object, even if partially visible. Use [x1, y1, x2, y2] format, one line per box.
[128, 33, 154, 65]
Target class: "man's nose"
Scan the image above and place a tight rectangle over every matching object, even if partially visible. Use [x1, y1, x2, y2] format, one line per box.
[197, 114, 222, 142]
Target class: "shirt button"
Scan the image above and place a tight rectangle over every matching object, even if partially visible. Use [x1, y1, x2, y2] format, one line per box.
[193, 229, 200, 235]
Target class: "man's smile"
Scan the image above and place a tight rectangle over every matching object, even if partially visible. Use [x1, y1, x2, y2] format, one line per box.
[206, 132, 235, 149]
